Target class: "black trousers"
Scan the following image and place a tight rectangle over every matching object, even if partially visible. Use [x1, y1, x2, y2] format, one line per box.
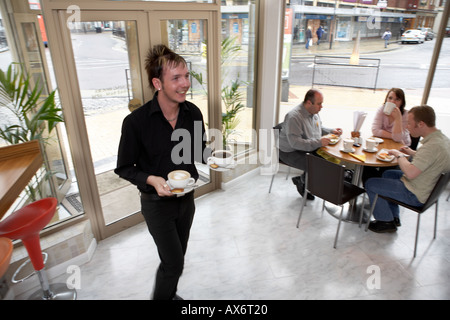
[279, 149, 320, 171]
[141, 191, 195, 300]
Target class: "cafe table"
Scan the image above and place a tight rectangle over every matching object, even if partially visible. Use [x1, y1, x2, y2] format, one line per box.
[319, 136, 405, 223]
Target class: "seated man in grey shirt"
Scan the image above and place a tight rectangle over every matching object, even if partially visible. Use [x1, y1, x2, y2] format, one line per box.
[278, 89, 343, 199]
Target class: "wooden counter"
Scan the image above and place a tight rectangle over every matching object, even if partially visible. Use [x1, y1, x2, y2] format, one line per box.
[0, 140, 43, 220]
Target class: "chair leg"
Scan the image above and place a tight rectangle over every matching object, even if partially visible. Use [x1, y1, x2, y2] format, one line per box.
[296, 194, 307, 228]
[285, 167, 291, 180]
[268, 174, 275, 193]
[434, 200, 439, 239]
[359, 193, 366, 228]
[333, 206, 344, 249]
[414, 213, 421, 258]
[365, 194, 378, 231]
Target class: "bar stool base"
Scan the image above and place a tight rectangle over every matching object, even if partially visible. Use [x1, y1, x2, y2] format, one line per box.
[28, 283, 77, 300]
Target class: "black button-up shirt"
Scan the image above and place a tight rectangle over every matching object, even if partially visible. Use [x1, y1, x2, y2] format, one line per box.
[115, 92, 208, 194]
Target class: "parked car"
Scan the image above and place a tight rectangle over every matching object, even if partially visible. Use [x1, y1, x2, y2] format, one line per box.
[418, 27, 434, 40]
[446, 27, 450, 37]
[401, 29, 425, 44]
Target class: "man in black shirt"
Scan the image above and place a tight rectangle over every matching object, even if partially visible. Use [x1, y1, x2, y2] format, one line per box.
[115, 44, 208, 300]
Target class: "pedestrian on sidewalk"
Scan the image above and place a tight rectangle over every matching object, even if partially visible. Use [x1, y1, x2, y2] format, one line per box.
[305, 26, 312, 49]
[382, 28, 392, 48]
[316, 26, 324, 45]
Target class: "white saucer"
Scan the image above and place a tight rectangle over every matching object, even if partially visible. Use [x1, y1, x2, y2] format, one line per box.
[376, 154, 394, 162]
[376, 149, 394, 162]
[372, 137, 384, 143]
[166, 181, 194, 196]
[329, 138, 340, 145]
[363, 147, 378, 153]
[340, 147, 355, 153]
[207, 159, 237, 172]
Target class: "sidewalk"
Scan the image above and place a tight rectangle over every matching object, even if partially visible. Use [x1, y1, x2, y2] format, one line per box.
[291, 38, 402, 58]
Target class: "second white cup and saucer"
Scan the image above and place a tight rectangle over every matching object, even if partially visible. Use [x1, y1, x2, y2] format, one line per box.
[207, 150, 237, 171]
[340, 139, 355, 153]
[363, 138, 379, 153]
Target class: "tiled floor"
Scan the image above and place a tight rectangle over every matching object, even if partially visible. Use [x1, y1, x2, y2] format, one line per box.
[39, 171, 450, 300]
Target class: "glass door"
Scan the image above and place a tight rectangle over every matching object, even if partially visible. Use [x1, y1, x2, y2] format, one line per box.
[63, 11, 146, 237]
[11, 12, 75, 224]
[148, 11, 219, 196]
[53, 9, 218, 238]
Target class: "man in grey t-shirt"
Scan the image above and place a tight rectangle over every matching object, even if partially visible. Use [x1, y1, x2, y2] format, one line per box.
[278, 89, 343, 198]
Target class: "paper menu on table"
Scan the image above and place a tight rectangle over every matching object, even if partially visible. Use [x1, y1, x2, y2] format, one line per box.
[353, 111, 367, 132]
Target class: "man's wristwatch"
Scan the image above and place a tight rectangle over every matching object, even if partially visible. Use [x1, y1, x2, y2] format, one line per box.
[397, 154, 405, 159]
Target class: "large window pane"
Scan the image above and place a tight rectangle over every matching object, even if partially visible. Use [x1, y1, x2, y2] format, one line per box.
[70, 21, 143, 225]
[219, 0, 257, 155]
[281, 0, 448, 140]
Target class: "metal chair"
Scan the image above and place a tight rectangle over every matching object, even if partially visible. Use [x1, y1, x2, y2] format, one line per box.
[297, 153, 366, 248]
[410, 135, 420, 151]
[365, 171, 450, 258]
[268, 123, 293, 193]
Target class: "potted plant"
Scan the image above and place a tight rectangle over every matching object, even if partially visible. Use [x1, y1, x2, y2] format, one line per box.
[191, 37, 247, 149]
[0, 63, 64, 201]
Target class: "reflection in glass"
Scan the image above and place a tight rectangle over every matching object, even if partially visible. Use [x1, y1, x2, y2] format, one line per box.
[281, 1, 445, 137]
[220, 0, 257, 155]
[70, 21, 142, 225]
[166, 19, 211, 187]
[0, 18, 82, 226]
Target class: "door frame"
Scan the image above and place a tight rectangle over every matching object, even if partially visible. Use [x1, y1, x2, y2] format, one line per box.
[41, 1, 222, 240]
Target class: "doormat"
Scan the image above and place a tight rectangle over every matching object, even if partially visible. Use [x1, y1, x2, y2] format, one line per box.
[62, 193, 84, 215]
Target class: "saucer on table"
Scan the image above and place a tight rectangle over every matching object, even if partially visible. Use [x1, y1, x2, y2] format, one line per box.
[376, 149, 394, 162]
[363, 147, 378, 153]
[340, 147, 355, 153]
[371, 137, 384, 143]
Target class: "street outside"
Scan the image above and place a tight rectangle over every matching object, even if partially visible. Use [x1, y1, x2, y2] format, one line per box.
[1, 32, 449, 161]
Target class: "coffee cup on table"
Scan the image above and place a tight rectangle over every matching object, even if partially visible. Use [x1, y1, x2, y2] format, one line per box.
[343, 139, 354, 151]
[366, 138, 379, 151]
[208, 150, 233, 167]
[168, 170, 195, 189]
[383, 102, 396, 115]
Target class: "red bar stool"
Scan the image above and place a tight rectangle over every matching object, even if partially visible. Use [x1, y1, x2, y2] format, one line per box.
[0, 198, 76, 300]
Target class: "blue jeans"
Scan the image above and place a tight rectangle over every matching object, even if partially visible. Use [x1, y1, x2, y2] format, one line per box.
[366, 170, 423, 222]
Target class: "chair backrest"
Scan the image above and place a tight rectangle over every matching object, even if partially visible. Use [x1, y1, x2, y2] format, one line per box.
[273, 123, 283, 131]
[306, 153, 345, 205]
[410, 135, 420, 150]
[421, 171, 450, 211]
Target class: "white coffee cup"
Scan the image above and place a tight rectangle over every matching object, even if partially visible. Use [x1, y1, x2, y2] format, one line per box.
[168, 170, 195, 189]
[208, 150, 233, 167]
[366, 138, 379, 150]
[343, 139, 354, 151]
[383, 102, 396, 115]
